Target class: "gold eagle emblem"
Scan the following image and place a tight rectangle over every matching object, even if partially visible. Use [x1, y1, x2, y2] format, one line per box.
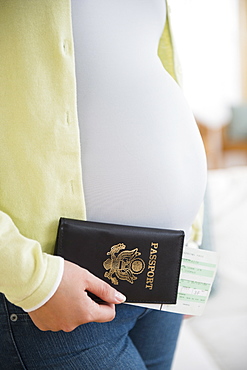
[103, 243, 145, 285]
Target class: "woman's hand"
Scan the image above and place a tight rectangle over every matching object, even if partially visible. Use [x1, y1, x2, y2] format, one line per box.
[28, 260, 126, 332]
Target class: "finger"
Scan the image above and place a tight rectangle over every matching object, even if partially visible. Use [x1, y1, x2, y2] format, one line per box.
[89, 302, 116, 323]
[28, 314, 51, 332]
[84, 270, 126, 304]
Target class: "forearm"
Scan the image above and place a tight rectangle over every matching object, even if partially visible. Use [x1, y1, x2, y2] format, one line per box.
[0, 211, 64, 311]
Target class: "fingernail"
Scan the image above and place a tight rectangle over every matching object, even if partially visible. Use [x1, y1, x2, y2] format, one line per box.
[115, 291, 126, 303]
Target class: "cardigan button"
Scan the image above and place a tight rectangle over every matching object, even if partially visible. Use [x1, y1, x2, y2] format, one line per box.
[66, 111, 72, 125]
[62, 40, 71, 56]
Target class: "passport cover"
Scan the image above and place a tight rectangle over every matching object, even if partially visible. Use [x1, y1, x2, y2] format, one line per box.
[55, 218, 185, 304]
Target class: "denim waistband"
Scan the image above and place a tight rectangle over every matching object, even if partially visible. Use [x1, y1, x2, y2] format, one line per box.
[0, 293, 25, 316]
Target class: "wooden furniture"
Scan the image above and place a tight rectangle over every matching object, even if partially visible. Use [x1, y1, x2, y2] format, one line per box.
[197, 119, 247, 169]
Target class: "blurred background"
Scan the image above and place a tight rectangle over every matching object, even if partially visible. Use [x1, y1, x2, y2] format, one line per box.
[169, 0, 247, 369]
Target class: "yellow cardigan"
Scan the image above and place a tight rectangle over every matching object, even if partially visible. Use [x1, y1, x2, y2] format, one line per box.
[0, 0, 201, 311]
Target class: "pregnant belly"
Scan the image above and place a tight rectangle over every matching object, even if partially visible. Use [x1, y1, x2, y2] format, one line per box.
[80, 69, 207, 240]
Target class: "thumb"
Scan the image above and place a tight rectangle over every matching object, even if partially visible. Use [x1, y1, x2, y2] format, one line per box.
[85, 271, 126, 304]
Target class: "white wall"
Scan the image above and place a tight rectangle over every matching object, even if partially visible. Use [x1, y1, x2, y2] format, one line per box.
[170, 0, 241, 128]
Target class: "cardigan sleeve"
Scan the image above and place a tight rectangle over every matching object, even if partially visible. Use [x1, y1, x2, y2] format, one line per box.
[0, 211, 64, 311]
[0, 0, 84, 311]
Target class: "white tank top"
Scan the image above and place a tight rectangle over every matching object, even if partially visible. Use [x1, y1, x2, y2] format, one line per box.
[71, 0, 207, 241]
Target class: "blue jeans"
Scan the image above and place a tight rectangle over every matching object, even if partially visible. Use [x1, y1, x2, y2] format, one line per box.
[0, 293, 182, 369]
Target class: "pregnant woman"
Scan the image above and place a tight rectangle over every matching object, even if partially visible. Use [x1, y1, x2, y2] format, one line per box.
[73, 0, 206, 368]
[0, 1, 206, 369]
